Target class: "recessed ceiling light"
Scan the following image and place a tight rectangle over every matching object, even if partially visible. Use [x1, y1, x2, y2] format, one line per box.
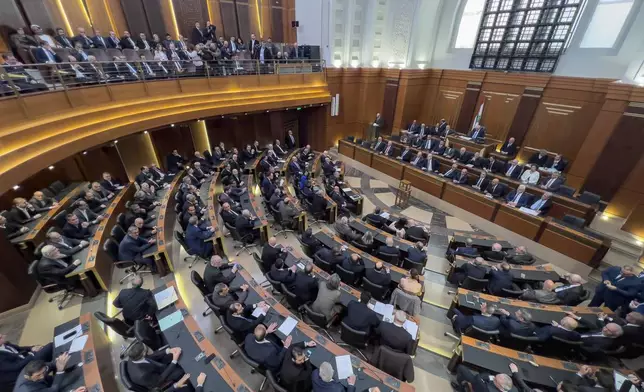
[48, 165, 55, 170]
[12, 185, 20, 190]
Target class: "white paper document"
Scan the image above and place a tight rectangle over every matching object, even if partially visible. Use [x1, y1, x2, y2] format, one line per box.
[335, 355, 355, 379]
[518, 207, 540, 216]
[252, 306, 267, 318]
[341, 188, 352, 193]
[379, 212, 390, 219]
[154, 286, 178, 310]
[614, 371, 638, 392]
[403, 320, 419, 338]
[54, 325, 82, 347]
[68, 335, 88, 353]
[297, 262, 305, 270]
[373, 301, 394, 320]
[278, 316, 298, 336]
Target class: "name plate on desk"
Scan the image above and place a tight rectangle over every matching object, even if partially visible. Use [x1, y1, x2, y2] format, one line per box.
[519, 207, 540, 216]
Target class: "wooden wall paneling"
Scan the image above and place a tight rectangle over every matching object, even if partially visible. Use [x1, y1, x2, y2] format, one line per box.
[116, 132, 160, 181]
[0, 235, 38, 312]
[622, 200, 644, 238]
[86, 0, 115, 35]
[76, 144, 128, 185]
[420, 71, 442, 125]
[477, 83, 522, 141]
[506, 87, 543, 147]
[206, 0, 225, 37]
[103, 0, 129, 36]
[120, 0, 151, 36]
[171, 0, 209, 40]
[0, 0, 27, 42]
[59, 0, 93, 34]
[258, 0, 272, 39]
[189, 120, 211, 154]
[433, 87, 463, 127]
[142, 0, 169, 37]
[395, 72, 432, 133]
[583, 105, 644, 203]
[269, 111, 285, 144]
[454, 82, 481, 133]
[19, 0, 67, 35]
[150, 125, 195, 170]
[235, 0, 251, 43]
[270, 0, 284, 42]
[283, 0, 295, 43]
[219, 0, 239, 39]
[381, 77, 399, 136]
[608, 152, 644, 219]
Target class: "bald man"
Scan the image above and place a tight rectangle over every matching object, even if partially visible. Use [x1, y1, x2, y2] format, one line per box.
[365, 261, 391, 287]
[261, 236, 289, 271]
[113, 275, 157, 325]
[203, 256, 238, 292]
[453, 365, 513, 392]
[29, 191, 58, 212]
[535, 316, 580, 342]
[555, 273, 585, 306]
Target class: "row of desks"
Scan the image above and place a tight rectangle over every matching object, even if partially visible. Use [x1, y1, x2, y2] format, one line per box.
[200, 172, 226, 256]
[448, 255, 559, 283]
[349, 218, 416, 255]
[311, 153, 365, 216]
[241, 174, 270, 244]
[339, 140, 609, 267]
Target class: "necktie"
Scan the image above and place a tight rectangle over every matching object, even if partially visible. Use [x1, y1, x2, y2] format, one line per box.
[547, 179, 554, 188]
[100, 37, 105, 47]
[65, 37, 71, 47]
[492, 185, 497, 193]
[413, 157, 419, 165]
[477, 178, 483, 187]
[531, 200, 543, 211]
[446, 169, 453, 177]
[384, 146, 390, 154]
[513, 193, 522, 203]
[507, 166, 514, 175]
[144, 63, 152, 74]
[427, 159, 432, 169]
[126, 63, 137, 75]
[489, 161, 494, 170]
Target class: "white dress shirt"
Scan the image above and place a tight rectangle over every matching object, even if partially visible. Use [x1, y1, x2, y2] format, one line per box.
[521, 170, 540, 185]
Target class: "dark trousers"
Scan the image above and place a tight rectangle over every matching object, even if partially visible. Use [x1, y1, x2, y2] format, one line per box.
[452, 309, 473, 334]
[200, 242, 214, 259]
[456, 365, 479, 392]
[589, 285, 606, 308]
[135, 255, 156, 272]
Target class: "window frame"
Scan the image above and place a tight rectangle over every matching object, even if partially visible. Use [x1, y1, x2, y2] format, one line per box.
[571, 0, 640, 55]
[449, 0, 487, 52]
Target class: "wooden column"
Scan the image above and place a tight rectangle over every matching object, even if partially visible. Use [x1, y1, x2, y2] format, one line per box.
[506, 87, 543, 146]
[454, 82, 481, 133]
[381, 77, 400, 137]
[150, 125, 195, 170]
[623, 201, 644, 239]
[189, 120, 211, 154]
[116, 133, 160, 181]
[0, 235, 38, 313]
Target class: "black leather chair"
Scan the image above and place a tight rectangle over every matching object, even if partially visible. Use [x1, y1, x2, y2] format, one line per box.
[225, 221, 257, 256]
[347, 136, 355, 142]
[94, 311, 133, 339]
[28, 258, 83, 310]
[335, 264, 357, 286]
[351, 240, 372, 254]
[463, 325, 499, 342]
[103, 238, 151, 284]
[562, 214, 585, 229]
[461, 276, 488, 292]
[265, 273, 284, 295]
[190, 270, 213, 317]
[282, 284, 305, 316]
[378, 251, 399, 266]
[365, 215, 384, 228]
[39, 187, 55, 198]
[116, 213, 127, 230]
[502, 333, 541, 352]
[49, 180, 65, 195]
[266, 370, 288, 392]
[402, 257, 425, 270]
[53, 210, 68, 229]
[134, 319, 164, 350]
[557, 185, 576, 198]
[239, 346, 267, 391]
[34, 242, 45, 259]
[119, 360, 147, 392]
[362, 277, 388, 301]
[203, 295, 224, 334]
[175, 230, 201, 268]
[302, 304, 336, 341]
[339, 321, 368, 360]
[110, 224, 126, 243]
[297, 237, 313, 257]
[372, 345, 415, 382]
[578, 191, 600, 206]
[406, 233, 428, 245]
[500, 287, 524, 298]
[313, 254, 335, 274]
[217, 315, 243, 357]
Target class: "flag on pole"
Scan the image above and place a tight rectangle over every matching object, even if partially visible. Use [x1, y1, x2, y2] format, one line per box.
[473, 100, 485, 128]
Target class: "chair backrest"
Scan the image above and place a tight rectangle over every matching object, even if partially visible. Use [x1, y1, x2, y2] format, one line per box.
[406, 233, 427, 245]
[134, 319, 163, 350]
[174, 230, 194, 255]
[124, 200, 131, 209]
[557, 185, 576, 198]
[552, 336, 583, 346]
[94, 311, 133, 338]
[313, 254, 335, 273]
[578, 191, 601, 205]
[281, 283, 303, 310]
[110, 225, 126, 243]
[562, 214, 585, 229]
[49, 180, 65, 194]
[267, 370, 288, 392]
[340, 321, 369, 349]
[239, 346, 265, 375]
[218, 314, 244, 344]
[53, 210, 68, 228]
[119, 360, 147, 392]
[252, 252, 267, 274]
[464, 325, 499, 341]
[365, 215, 383, 228]
[362, 277, 388, 301]
[103, 238, 120, 262]
[509, 333, 540, 342]
[461, 276, 489, 291]
[265, 273, 284, 293]
[34, 243, 45, 259]
[122, 48, 139, 61]
[174, 203, 181, 215]
[204, 293, 223, 318]
[373, 345, 415, 382]
[347, 136, 355, 142]
[351, 240, 371, 253]
[303, 304, 328, 328]
[298, 237, 313, 257]
[39, 188, 55, 198]
[225, 222, 242, 241]
[190, 270, 210, 297]
[378, 251, 399, 265]
[117, 213, 127, 230]
[335, 264, 356, 286]
[500, 288, 524, 298]
[402, 257, 424, 271]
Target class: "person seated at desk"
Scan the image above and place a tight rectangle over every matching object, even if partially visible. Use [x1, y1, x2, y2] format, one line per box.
[315, 247, 346, 267]
[342, 253, 365, 281]
[113, 274, 157, 325]
[7, 198, 41, 225]
[300, 145, 315, 162]
[456, 148, 472, 164]
[311, 274, 343, 321]
[182, 194, 205, 216]
[365, 261, 391, 287]
[0, 333, 54, 390]
[372, 136, 385, 153]
[499, 137, 517, 157]
[211, 146, 225, 164]
[119, 226, 157, 271]
[453, 168, 469, 185]
[322, 157, 336, 177]
[227, 301, 269, 340]
[469, 124, 486, 140]
[204, 256, 239, 292]
[185, 216, 215, 258]
[589, 265, 640, 311]
[355, 231, 376, 253]
[269, 188, 284, 210]
[498, 308, 536, 337]
[228, 154, 242, 174]
[330, 186, 355, 217]
[44, 231, 88, 257]
[279, 198, 300, 230]
[407, 242, 427, 264]
[452, 302, 500, 334]
[362, 207, 387, 227]
[73, 200, 105, 226]
[192, 162, 211, 181]
[274, 139, 287, 156]
[528, 192, 553, 215]
[29, 191, 58, 213]
[80, 191, 107, 213]
[449, 257, 487, 286]
[261, 236, 289, 271]
[181, 204, 204, 231]
[484, 178, 506, 198]
[194, 151, 215, 173]
[380, 141, 395, 156]
[405, 219, 429, 242]
[89, 182, 114, 204]
[134, 190, 160, 213]
[471, 171, 489, 191]
[482, 243, 506, 262]
[388, 216, 408, 239]
[529, 149, 549, 168]
[226, 169, 244, 188]
[125, 342, 186, 390]
[555, 273, 585, 305]
[136, 166, 162, 189]
[409, 151, 426, 169]
[62, 214, 92, 240]
[452, 364, 513, 392]
[378, 236, 400, 259]
[301, 228, 322, 253]
[265, 145, 280, 167]
[377, 310, 414, 353]
[235, 209, 258, 242]
[212, 282, 249, 309]
[186, 167, 206, 186]
[504, 246, 535, 265]
[506, 185, 532, 208]
[37, 245, 82, 283]
[545, 154, 566, 172]
[219, 187, 242, 211]
[397, 145, 414, 162]
[400, 268, 423, 296]
[166, 149, 186, 172]
[484, 155, 503, 174]
[149, 163, 172, 184]
[432, 140, 447, 155]
[565, 312, 625, 352]
[13, 354, 87, 392]
[442, 124, 455, 138]
[280, 342, 315, 392]
[344, 291, 380, 334]
[540, 172, 564, 192]
[269, 258, 297, 284]
[465, 152, 484, 168]
[414, 135, 432, 149]
[487, 262, 513, 296]
[334, 216, 360, 242]
[504, 159, 522, 179]
[311, 190, 328, 216]
[100, 172, 124, 194]
[440, 163, 459, 180]
[289, 263, 319, 303]
[312, 362, 356, 392]
[288, 156, 304, 177]
[520, 164, 540, 185]
[239, 144, 254, 166]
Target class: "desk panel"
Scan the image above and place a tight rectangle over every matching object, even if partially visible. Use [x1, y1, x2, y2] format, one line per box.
[493, 205, 545, 241]
[446, 136, 497, 156]
[338, 140, 356, 159]
[450, 255, 559, 282]
[539, 220, 607, 268]
[442, 183, 499, 221]
[354, 146, 373, 166]
[372, 154, 404, 180]
[402, 166, 446, 198]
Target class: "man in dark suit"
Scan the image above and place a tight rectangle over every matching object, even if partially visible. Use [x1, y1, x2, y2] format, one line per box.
[289, 263, 319, 303]
[505, 185, 532, 208]
[113, 274, 157, 325]
[73, 27, 94, 49]
[211, 282, 249, 309]
[471, 172, 489, 192]
[285, 129, 297, 150]
[12, 354, 86, 392]
[554, 273, 585, 305]
[364, 261, 391, 287]
[440, 163, 459, 180]
[269, 259, 297, 284]
[504, 246, 535, 265]
[315, 246, 346, 267]
[484, 178, 506, 198]
[376, 310, 414, 353]
[432, 140, 446, 155]
[570, 313, 624, 353]
[185, 216, 215, 258]
[235, 209, 258, 241]
[166, 150, 185, 172]
[203, 256, 238, 292]
[261, 236, 288, 271]
[452, 365, 514, 392]
[499, 137, 517, 156]
[311, 190, 328, 217]
[362, 207, 387, 227]
[91, 28, 108, 48]
[371, 113, 384, 138]
[136, 32, 153, 51]
[341, 253, 365, 282]
[528, 149, 549, 167]
[449, 257, 487, 285]
[0, 334, 53, 390]
[456, 148, 473, 164]
[469, 125, 486, 140]
[226, 301, 268, 340]
[377, 236, 400, 259]
[36, 245, 82, 285]
[422, 153, 440, 173]
[372, 137, 385, 153]
[528, 192, 553, 215]
[466, 152, 485, 168]
[220, 202, 240, 226]
[249, 33, 260, 59]
[498, 308, 536, 337]
[45, 231, 87, 257]
[503, 159, 522, 179]
[539, 172, 564, 192]
[54, 28, 74, 48]
[191, 22, 206, 44]
[484, 156, 503, 174]
[487, 263, 513, 296]
[380, 141, 395, 156]
[73, 200, 104, 226]
[280, 342, 314, 392]
[452, 302, 500, 334]
[589, 265, 641, 310]
[7, 197, 40, 225]
[98, 173, 124, 195]
[118, 226, 156, 271]
[535, 316, 581, 342]
[482, 243, 506, 262]
[343, 292, 380, 334]
[125, 342, 185, 390]
[34, 42, 62, 64]
[409, 152, 427, 169]
[245, 324, 310, 373]
[546, 154, 566, 171]
[119, 31, 137, 49]
[406, 242, 426, 264]
[62, 214, 92, 240]
[453, 168, 469, 185]
[106, 31, 121, 48]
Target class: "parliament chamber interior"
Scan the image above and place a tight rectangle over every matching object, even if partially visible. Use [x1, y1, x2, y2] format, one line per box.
[2, 0, 644, 391]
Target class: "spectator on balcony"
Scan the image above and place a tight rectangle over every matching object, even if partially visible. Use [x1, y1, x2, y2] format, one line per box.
[71, 41, 90, 62]
[34, 42, 62, 64]
[192, 21, 206, 44]
[73, 27, 95, 49]
[120, 31, 137, 50]
[236, 37, 247, 51]
[54, 28, 74, 48]
[1, 54, 48, 92]
[188, 44, 204, 72]
[151, 33, 162, 48]
[11, 27, 39, 63]
[249, 33, 260, 58]
[166, 42, 187, 72]
[136, 32, 153, 51]
[107, 31, 121, 48]
[106, 56, 139, 81]
[30, 25, 57, 47]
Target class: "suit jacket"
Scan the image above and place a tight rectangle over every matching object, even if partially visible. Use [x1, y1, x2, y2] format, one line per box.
[280, 342, 313, 392]
[73, 34, 94, 49]
[235, 215, 255, 238]
[365, 268, 392, 287]
[54, 35, 74, 48]
[484, 159, 503, 173]
[482, 250, 506, 262]
[92, 35, 108, 48]
[0, 342, 41, 386]
[598, 266, 641, 309]
[12, 365, 66, 392]
[113, 287, 157, 323]
[372, 141, 386, 152]
[487, 270, 513, 296]
[381, 144, 395, 156]
[443, 168, 458, 180]
[504, 163, 522, 179]
[424, 158, 440, 172]
[315, 248, 345, 267]
[312, 369, 355, 392]
[136, 38, 153, 50]
[540, 177, 564, 192]
[185, 224, 212, 255]
[34, 47, 61, 63]
[269, 264, 296, 284]
[528, 198, 552, 215]
[244, 334, 286, 372]
[29, 197, 55, 212]
[461, 263, 487, 280]
[118, 235, 153, 261]
[212, 287, 248, 310]
[106, 36, 120, 48]
[311, 281, 342, 320]
[471, 177, 489, 191]
[203, 263, 235, 292]
[37, 257, 76, 283]
[62, 222, 91, 239]
[74, 207, 98, 224]
[343, 300, 380, 333]
[126, 350, 180, 389]
[191, 27, 206, 44]
[226, 304, 265, 339]
[120, 36, 137, 49]
[406, 247, 426, 263]
[285, 134, 297, 149]
[457, 151, 474, 164]
[528, 153, 548, 167]
[377, 322, 413, 353]
[504, 252, 535, 266]
[500, 141, 517, 156]
[505, 191, 532, 208]
[362, 213, 387, 227]
[554, 284, 585, 306]
[500, 315, 536, 337]
[453, 172, 469, 185]
[261, 244, 286, 271]
[546, 158, 566, 171]
[469, 127, 486, 140]
[484, 182, 506, 198]
[7, 206, 36, 224]
[378, 244, 400, 258]
[341, 258, 365, 279]
[535, 324, 580, 342]
[289, 272, 318, 303]
[406, 226, 428, 241]
[46, 237, 83, 257]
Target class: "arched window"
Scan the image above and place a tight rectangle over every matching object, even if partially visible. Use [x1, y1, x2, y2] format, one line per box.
[580, 0, 635, 48]
[455, 0, 486, 49]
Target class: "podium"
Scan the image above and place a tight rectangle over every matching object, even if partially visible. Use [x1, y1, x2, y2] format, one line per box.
[395, 180, 412, 209]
